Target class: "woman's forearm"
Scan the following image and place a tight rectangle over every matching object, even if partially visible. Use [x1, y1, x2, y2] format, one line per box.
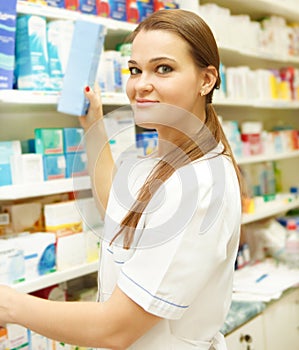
[84, 119, 116, 219]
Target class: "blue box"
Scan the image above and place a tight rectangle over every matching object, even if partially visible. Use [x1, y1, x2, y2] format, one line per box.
[65, 152, 88, 178]
[46, 0, 65, 7]
[0, 0, 17, 89]
[0, 164, 12, 186]
[97, 0, 126, 22]
[57, 20, 106, 116]
[79, 0, 97, 14]
[43, 154, 66, 180]
[15, 15, 50, 90]
[63, 128, 85, 153]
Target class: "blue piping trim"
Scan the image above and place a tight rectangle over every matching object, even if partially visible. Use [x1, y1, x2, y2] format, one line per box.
[121, 270, 189, 309]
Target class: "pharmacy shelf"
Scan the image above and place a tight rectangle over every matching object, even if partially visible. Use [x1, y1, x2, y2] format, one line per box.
[201, 0, 299, 22]
[214, 98, 299, 109]
[13, 261, 98, 294]
[17, 1, 136, 34]
[0, 90, 129, 106]
[219, 45, 299, 69]
[0, 176, 91, 200]
[242, 197, 299, 225]
[237, 150, 299, 165]
[1, 90, 299, 109]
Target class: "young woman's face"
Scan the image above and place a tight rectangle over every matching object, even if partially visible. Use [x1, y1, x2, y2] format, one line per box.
[126, 30, 206, 129]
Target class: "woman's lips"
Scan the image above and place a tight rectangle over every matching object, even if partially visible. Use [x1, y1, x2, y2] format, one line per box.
[135, 99, 160, 107]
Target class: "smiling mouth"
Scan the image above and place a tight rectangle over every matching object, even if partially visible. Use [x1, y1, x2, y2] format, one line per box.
[135, 99, 160, 107]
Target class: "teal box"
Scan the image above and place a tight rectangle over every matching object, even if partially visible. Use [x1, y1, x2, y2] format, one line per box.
[63, 128, 85, 153]
[35, 128, 64, 155]
[15, 15, 50, 90]
[43, 154, 66, 180]
[57, 20, 106, 116]
[0, 164, 12, 186]
[65, 152, 88, 178]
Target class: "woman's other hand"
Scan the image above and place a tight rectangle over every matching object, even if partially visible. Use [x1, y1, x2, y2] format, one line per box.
[79, 83, 103, 131]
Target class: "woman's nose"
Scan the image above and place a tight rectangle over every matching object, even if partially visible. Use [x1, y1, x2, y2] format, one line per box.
[135, 74, 154, 93]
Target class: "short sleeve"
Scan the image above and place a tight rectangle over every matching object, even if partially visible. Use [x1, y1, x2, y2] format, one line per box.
[117, 157, 238, 320]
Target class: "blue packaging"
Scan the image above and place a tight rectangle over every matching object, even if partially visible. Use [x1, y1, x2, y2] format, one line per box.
[57, 20, 106, 116]
[136, 131, 158, 155]
[43, 154, 66, 180]
[63, 127, 85, 153]
[127, 0, 154, 23]
[79, 0, 97, 14]
[65, 152, 88, 178]
[97, 0, 127, 21]
[0, 140, 21, 186]
[47, 21, 64, 91]
[46, 0, 65, 7]
[0, 0, 17, 89]
[15, 15, 51, 90]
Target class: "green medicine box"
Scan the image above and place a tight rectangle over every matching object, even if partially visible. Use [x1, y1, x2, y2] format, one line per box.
[34, 128, 64, 155]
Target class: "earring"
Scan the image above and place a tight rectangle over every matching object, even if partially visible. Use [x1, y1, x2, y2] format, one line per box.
[201, 90, 206, 96]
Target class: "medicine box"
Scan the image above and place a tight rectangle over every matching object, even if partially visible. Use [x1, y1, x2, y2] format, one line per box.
[35, 128, 64, 155]
[44, 200, 83, 237]
[0, 141, 21, 186]
[79, 0, 97, 14]
[0, 0, 17, 89]
[0, 240, 25, 284]
[63, 127, 85, 153]
[15, 15, 50, 90]
[65, 152, 88, 178]
[57, 20, 106, 116]
[9, 232, 56, 281]
[10, 153, 44, 184]
[127, 0, 154, 23]
[43, 154, 66, 180]
[46, 0, 65, 7]
[0, 328, 8, 350]
[96, 0, 127, 21]
[6, 324, 29, 350]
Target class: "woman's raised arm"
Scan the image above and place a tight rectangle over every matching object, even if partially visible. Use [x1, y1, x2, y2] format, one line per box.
[79, 83, 116, 219]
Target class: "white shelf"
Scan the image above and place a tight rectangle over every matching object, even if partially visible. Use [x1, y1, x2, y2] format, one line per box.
[219, 44, 299, 68]
[237, 150, 299, 165]
[13, 261, 98, 294]
[1, 90, 299, 109]
[201, 0, 299, 23]
[17, 1, 136, 33]
[0, 90, 129, 106]
[242, 197, 299, 225]
[0, 176, 91, 200]
[214, 98, 299, 109]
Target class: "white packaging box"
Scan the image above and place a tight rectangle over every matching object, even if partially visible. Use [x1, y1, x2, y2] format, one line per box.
[9, 233, 56, 281]
[0, 240, 25, 285]
[2, 201, 43, 233]
[57, 20, 106, 116]
[44, 200, 83, 236]
[56, 232, 86, 270]
[6, 324, 29, 350]
[10, 153, 44, 185]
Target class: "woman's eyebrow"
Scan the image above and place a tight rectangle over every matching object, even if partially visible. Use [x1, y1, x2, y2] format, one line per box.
[128, 57, 176, 65]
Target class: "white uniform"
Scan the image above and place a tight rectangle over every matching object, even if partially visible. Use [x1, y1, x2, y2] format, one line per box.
[97, 143, 241, 350]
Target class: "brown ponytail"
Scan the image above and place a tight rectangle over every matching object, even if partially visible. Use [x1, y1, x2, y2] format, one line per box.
[112, 9, 245, 249]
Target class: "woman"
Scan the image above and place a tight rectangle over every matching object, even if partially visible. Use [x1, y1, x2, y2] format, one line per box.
[0, 9, 242, 350]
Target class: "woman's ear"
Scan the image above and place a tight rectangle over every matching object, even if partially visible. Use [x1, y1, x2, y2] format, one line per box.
[199, 65, 218, 96]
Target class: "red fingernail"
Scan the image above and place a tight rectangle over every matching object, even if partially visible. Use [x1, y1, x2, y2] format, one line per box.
[85, 86, 90, 92]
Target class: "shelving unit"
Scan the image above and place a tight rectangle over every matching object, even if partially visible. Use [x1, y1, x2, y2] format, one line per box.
[1, 0, 299, 295]
[13, 261, 98, 294]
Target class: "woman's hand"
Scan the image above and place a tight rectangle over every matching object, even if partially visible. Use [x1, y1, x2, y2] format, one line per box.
[79, 82, 104, 131]
[0, 285, 17, 326]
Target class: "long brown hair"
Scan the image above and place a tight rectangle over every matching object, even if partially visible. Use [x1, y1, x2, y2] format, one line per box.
[112, 9, 244, 249]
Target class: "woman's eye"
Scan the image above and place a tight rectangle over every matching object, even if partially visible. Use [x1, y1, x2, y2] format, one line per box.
[129, 67, 141, 75]
[157, 65, 173, 74]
